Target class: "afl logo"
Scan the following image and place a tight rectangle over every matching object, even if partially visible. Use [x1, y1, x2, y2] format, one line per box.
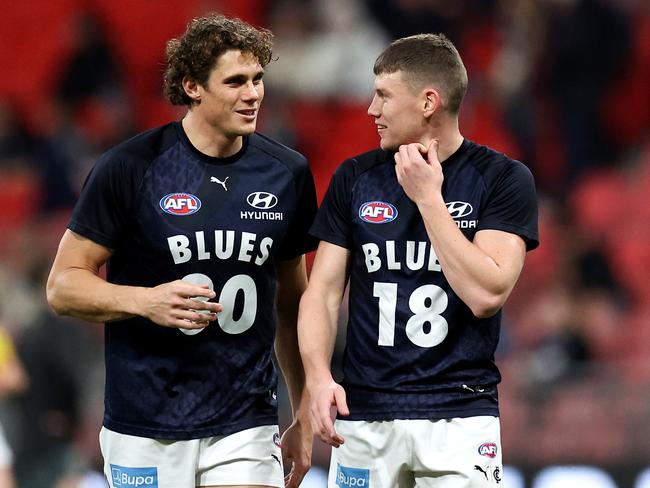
[359, 201, 398, 224]
[446, 201, 473, 219]
[247, 191, 278, 209]
[160, 193, 201, 215]
[478, 442, 498, 458]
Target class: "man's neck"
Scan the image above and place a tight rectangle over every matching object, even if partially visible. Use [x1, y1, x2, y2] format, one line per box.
[421, 118, 464, 164]
[182, 112, 242, 158]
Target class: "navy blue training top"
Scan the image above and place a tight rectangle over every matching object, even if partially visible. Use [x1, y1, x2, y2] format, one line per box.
[310, 140, 538, 421]
[69, 121, 318, 439]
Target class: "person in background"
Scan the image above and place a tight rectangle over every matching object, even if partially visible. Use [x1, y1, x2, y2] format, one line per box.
[0, 325, 29, 488]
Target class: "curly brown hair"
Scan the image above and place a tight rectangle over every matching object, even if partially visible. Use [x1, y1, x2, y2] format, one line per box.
[374, 34, 468, 116]
[164, 14, 274, 106]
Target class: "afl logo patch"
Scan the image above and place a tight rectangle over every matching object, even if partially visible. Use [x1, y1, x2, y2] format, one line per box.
[478, 442, 498, 458]
[273, 433, 281, 447]
[359, 201, 398, 224]
[160, 193, 201, 215]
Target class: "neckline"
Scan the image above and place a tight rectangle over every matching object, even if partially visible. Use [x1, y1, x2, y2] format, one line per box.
[382, 138, 469, 166]
[174, 121, 249, 166]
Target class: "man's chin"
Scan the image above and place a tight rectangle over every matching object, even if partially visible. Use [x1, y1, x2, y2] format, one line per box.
[236, 122, 257, 136]
[379, 138, 398, 152]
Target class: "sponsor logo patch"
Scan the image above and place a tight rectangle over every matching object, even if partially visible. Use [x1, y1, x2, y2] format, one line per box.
[110, 465, 158, 488]
[159, 193, 201, 215]
[478, 442, 498, 458]
[359, 201, 398, 224]
[247, 191, 278, 209]
[445, 201, 473, 218]
[336, 464, 369, 487]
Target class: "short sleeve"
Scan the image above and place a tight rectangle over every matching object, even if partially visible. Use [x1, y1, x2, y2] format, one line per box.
[68, 152, 138, 249]
[477, 161, 539, 251]
[309, 159, 356, 249]
[275, 162, 319, 260]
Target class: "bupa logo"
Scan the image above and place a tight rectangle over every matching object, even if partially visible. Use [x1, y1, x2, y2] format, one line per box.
[336, 464, 369, 487]
[359, 201, 398, 224]
[247, 191, 278, 210]
[160, 193, 201, 215]
[446, 201, 473, 219]
[110, 465, 158, 488]
[478, 442, 498, 458]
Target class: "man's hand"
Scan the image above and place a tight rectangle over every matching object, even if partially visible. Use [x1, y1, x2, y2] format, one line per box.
[280, 413, 312, 488]
[138, 280, 223, 329]
[310, 380, 349, 448]
[394, 140, 443, 206]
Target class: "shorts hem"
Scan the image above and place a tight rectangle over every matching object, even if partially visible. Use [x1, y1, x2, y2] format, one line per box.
[103, 416, 278, 440]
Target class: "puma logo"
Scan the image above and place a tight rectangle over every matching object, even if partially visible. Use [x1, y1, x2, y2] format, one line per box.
[474, 465, 488, 480]
[210, 176, 229, 191]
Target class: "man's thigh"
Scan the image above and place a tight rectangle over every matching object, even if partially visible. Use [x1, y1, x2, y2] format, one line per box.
[408, 416, 503, 488]
[100, 427, 198, 488]
[197, 425, 283, 488]
[100, 425, 283, 488]
[328, 419, 411, 488]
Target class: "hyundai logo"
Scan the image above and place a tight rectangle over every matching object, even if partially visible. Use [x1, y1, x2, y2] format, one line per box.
[247, 191, 278, 209]
[446, 201, 473, 218]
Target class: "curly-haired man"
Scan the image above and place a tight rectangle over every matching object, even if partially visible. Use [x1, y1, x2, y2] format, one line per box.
[47, 14, 316, 488]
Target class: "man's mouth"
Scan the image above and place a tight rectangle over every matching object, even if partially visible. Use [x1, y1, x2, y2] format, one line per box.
[237, 109, 257, 118]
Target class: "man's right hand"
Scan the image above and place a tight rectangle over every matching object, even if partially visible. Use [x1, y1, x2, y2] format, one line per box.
[309, 379, 350, 448]
[138, 280, 223, 329]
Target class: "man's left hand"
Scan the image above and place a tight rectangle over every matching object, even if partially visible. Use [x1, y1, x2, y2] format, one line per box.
[280, 414, 312, 488]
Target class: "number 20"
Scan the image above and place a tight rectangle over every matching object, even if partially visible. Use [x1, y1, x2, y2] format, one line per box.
[373, 282, 448, 347]
[181, 273, 257, 336]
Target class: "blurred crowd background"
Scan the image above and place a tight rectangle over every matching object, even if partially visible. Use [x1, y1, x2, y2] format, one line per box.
[0, 0, 648, 487]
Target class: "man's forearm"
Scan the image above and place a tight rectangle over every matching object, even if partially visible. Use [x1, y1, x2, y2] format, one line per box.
[418, 196, 520, 317]
[298, 287, 340, 390]
[47, 268, 143, 323]
[275, 312, 307, 414]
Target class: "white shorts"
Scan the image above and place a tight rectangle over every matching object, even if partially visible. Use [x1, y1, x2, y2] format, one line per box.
[99, 425, 284, 488]
[329, 416, 502, 488]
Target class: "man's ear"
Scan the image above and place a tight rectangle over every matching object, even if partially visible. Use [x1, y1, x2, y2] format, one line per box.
[182, 76, 202, 104]
[423, 88, 442, 117]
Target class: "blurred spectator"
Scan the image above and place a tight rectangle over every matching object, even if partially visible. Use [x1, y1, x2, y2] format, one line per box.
[13, 308, 104, 488]
[544, 0, 632, 184]
[0, 323, 29, 488]
[266, 0, 387, 100]
[0, 102, 77, 218]
[56, 12, 123, 108]
[363, 0, 463, 40]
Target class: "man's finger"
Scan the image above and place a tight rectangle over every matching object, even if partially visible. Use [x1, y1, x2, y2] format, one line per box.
[398, 144, 410, 163]
[415, 142, 428, 153]
[428, 139, 440, 163]
[334, 386, 349, 416]
[176, 281, 217, 299]
[406, 143, 425, 162]
[188, 298, 223, 313]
